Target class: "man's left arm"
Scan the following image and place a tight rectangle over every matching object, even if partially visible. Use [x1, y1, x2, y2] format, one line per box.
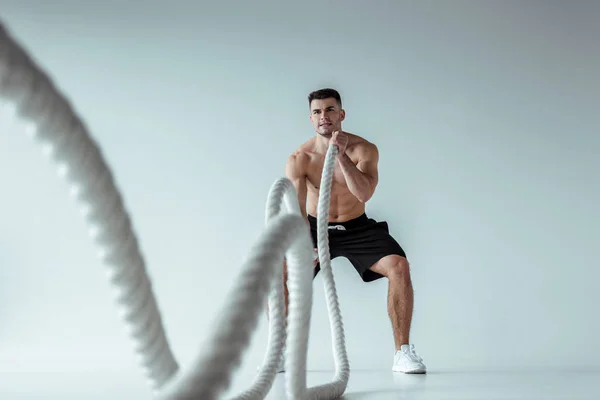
[337, 143, 379, 203]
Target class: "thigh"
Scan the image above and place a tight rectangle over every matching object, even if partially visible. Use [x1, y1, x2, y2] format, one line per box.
[338, 222, 407, 282]
[310, 227, 344, 279]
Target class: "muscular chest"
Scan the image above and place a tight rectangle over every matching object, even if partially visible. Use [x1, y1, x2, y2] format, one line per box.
[306, 158, 350, 191]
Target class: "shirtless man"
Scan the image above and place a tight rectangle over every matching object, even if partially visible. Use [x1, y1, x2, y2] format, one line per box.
[279, 88, 427, 374]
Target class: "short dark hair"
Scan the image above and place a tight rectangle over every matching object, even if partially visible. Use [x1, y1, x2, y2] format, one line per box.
[308, 88, 342, 108]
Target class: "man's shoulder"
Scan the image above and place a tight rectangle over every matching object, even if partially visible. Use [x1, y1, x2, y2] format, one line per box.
[346, 132, 378, 156]
[286, 142, 314, 175]
[287, 149, 311, 165]
[288, 138, 316, 161]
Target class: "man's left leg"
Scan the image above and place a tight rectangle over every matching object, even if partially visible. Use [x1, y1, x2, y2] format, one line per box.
[368, 255, 413, 350]
[364, 254, 425, 374]
[368, 255, 426, 374]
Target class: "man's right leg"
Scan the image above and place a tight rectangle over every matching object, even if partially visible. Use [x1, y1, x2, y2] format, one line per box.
[265, 259, 290, 319]
[266, 252, 319, 318]
[261, 259, 289, 373]
[265, 253, 318, 373]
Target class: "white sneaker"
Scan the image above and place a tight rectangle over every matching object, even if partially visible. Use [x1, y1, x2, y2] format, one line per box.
[392, 344, 427, 374]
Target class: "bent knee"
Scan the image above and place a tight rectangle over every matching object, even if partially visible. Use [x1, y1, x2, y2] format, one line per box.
[381, 255, 410, 280]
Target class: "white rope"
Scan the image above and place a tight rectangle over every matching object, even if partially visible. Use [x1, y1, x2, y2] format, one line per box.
[0, 21, 349, 400]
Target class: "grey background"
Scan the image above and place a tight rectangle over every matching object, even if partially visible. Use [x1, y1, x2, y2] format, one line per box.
[0, 0, 598, 396]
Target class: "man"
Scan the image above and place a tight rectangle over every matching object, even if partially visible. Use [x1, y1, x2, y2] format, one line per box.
[280, 88, 426, 374]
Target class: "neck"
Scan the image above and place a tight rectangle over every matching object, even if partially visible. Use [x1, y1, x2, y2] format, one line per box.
[314, 135, 328, 153]
[314, 130, 341, 154]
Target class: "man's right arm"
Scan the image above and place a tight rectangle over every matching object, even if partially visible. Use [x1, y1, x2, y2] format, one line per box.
[285, 152, 309, 221]
[286, 152, 319, 264]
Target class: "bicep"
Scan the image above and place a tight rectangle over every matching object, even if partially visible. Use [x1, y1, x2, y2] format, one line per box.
[356, 146, 379, 188]
[285, 155, 309, 214]
[294, 176, 308, 211]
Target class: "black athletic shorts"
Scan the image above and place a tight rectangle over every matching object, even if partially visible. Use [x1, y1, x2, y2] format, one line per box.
[308, 213, 407, 282]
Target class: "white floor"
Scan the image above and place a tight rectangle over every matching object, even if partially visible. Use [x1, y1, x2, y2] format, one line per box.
[239, 369, 600, 400]
[3, 368, 599, 399]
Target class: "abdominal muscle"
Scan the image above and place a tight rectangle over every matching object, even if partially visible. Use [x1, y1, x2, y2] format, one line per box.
[305, 183, 365, 223]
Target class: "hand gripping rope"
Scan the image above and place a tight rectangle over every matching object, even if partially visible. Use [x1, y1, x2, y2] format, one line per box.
[0, 21, 349, 400]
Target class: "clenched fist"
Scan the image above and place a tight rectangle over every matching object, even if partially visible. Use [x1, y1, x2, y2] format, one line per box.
[330, 130, 348, 154]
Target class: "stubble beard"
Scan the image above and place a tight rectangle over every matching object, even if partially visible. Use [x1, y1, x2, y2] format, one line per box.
[317, 125, 337, 138]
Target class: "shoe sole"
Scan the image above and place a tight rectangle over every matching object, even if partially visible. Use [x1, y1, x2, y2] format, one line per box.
[393, 368, 427, 374]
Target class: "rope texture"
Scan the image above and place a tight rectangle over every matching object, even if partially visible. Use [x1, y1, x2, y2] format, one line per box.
[0, 23, 180, 389]
[0, 20, 349, 400]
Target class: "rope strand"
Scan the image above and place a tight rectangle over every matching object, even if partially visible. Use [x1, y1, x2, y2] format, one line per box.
[0, 23, 180, 390]
[0, 20, 349, 400]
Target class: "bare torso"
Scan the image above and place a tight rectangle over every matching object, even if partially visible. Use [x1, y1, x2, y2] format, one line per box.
[297, 133, 372, 223]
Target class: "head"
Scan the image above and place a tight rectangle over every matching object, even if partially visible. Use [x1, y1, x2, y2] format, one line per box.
[308, 88, 345, 138]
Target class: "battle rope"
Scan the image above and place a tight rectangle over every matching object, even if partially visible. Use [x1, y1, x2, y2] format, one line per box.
[0, 21, 349, 400]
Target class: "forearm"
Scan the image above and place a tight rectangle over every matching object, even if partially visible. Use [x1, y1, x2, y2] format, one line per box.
[300, 207, 310, 227]
[337, 153, 372, 202]
[296, 188, 311, 227]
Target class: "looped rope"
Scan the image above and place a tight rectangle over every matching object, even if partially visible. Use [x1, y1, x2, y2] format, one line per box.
[0, 21, 348, 400]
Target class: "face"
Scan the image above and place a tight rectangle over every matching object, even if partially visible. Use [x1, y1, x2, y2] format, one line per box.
[309, 98, 345, 138]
